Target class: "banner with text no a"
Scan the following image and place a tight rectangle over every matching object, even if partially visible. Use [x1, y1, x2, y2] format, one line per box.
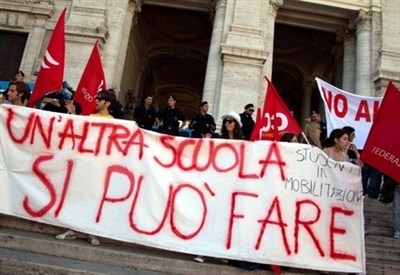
[316, 77, 382, 149]
[0, 105, 365, 273]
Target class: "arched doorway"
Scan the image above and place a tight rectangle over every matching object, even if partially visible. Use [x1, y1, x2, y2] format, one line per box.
[120, 5, 212, 121]
[272, 23, 337, 123]
[273, 0, 355, 125]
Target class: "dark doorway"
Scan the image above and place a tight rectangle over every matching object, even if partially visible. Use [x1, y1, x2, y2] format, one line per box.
[272, 24, 337, 121]
[135, 5, 212, 119]
[0, 31, 28, 81]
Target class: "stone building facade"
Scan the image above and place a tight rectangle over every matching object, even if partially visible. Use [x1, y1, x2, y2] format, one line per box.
[1, 0, 399, 124]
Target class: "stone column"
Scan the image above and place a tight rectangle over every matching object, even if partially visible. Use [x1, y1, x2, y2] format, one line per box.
[101, 0, 135, 90]
[354, 10, 372, 96]
[342, 29, 356, 92]
[332, 37, 344, 89]
[25, 17, 48, 77]
[262, 0, 283, 80]
[216, 0, 268, 123]
[112, 0, 141, 94]
[202, 0, 227, 114]
[301, 79, 313, 125]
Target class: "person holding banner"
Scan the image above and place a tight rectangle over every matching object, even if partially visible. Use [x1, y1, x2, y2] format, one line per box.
[342, 126, 360, 165]
[189, 101, 216, 138]
[134, 95, 157, 130]
[156, 95, 185, 136]
[55, 89, 117, 246]
[323, 129, 350, 162]
[194, 111, 271, 271]
[194, 111, 244, 264]
[220, 111, 244, 140]
[220, 112, 265, 271]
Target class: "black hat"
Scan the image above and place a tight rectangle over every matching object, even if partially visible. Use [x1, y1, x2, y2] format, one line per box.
[15, 70, 25, 77]
[199, 101, 208, 107]
[244, 103, 254, 109]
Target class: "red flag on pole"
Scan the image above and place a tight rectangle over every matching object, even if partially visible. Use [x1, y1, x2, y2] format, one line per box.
[250, 77, 302, 141]
[361, 82, 400, 183]
[73, 41, 107, 115]
[28, 8, 66, 107]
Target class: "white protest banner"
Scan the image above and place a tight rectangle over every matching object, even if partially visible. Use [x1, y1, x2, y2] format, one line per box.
[315, 78, 382, 149]
[0, 105, 365, 273]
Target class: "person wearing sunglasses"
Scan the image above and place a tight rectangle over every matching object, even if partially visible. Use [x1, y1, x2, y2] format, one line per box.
[239, 103, 255, 140]
[193, 110, 244, 264]
[89, 89, 117, 118]
[221, 111, 243, 140]
[55, 89, 117, 246]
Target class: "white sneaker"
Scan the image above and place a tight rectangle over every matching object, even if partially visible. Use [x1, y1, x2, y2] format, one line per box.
[193, 255, 205, 263]
[87, 235, 100, 246]
[55, 229, 77, 240]
[394, 230, 400, 239]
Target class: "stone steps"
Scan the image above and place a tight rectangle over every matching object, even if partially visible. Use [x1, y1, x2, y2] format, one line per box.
[363, 198, 400, 274]
[0, 247, 161, 275]
[365, 245, 400, 262]
[0, 227, 278, 275]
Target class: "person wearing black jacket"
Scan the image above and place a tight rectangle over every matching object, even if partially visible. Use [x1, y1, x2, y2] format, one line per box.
[189, 101, 216, 138]
[239, 103, 255, 140]
[156, 95, 185, 136]
[134, 95, 156, 130]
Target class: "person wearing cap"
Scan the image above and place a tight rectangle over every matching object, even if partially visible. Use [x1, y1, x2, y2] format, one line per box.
[221, 111, 244, 139]
[189, 101, 216, 138]
[42, 86, 82, 115]
[239, 103, 255, 140]
[220, 112, 262, 270]
[156, 95, 185, 136]
[193, 110, 243, 264]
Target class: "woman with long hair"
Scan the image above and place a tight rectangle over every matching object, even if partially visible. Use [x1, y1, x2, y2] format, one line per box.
[220, 111, 244, 140]
[302, 121, 322, 148]
[193, 111, 244, 264]
[342, 126, 360, 165]
[323, 128, 350, 162]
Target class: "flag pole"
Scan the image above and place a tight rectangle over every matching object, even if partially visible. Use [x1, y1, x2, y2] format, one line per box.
[301, 132, 311, 145]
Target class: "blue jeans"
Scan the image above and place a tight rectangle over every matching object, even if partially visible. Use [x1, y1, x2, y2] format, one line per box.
[394, 185, 400, 231]
[361, 165, 382, 198]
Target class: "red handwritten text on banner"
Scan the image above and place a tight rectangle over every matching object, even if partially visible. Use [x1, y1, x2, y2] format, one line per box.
[0, 105, 365, 273]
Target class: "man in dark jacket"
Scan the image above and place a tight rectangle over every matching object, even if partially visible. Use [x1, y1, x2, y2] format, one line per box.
[134, 95, 156, 130]
[156, 95, 185, 136]
[189, 101, 216, 138]
[240, 103, 255, 140]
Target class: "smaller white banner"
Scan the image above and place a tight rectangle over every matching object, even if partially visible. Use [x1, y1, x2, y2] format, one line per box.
[316, 78, 382, 149]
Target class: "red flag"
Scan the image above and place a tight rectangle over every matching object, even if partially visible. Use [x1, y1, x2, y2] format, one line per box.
[73, 41, 107, 115]
[28, 9, 66, 107]
[361, 82, 400, 183]
[250, 77, 302, 141]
